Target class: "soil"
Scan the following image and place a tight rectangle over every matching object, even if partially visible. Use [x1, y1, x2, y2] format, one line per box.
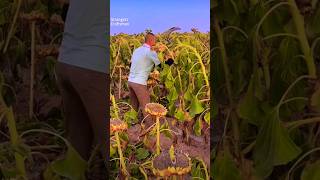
[126, 116, 211, 170]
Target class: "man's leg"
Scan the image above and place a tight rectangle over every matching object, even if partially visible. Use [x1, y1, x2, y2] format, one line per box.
[128, 82, 151, 125]
[128, 82, 139, 112]
[55, 62, 94, 161]
[69, 67, 108, 160]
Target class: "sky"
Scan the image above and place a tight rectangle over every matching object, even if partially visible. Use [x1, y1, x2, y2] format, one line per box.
[110, 0, 210, 35]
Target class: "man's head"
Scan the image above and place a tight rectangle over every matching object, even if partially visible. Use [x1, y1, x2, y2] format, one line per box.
[145, 33, 156, 47]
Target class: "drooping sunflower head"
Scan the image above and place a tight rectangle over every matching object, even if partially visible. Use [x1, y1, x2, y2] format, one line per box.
[110, 118, 128, 133]
[149, 70, 160, 80]
[145, 103, 167, 117]
[152, 150, 191, 177]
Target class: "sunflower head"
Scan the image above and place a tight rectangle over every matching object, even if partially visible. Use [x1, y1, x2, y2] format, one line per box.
[149, 70, 160, 80]
[152, 150, 191, 177]
[145, 103, 167, 117]
[20, 11, 47, 22]
[110, 118, 128, 133]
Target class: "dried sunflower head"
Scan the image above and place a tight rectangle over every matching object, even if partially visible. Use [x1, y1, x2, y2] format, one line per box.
[149, 70, 160, 80]
[147, 79, 157, 86]
[110, 118, 128, 133]
[152, 150, 191, 177]
[145, 103, 167, 117]
[37, 44, 59, 57]
[20, 11, 47, 22]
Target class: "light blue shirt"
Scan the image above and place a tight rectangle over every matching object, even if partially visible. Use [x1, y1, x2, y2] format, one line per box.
[128, 44, 161, 85]
[58, 0, 108, 73]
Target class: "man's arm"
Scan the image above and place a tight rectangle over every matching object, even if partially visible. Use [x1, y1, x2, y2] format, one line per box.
[147, 51, 161, 66]
[147, 50, 174, 68]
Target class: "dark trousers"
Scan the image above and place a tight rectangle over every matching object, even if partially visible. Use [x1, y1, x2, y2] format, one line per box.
[55, 62, 108, 161]
[128, 81, 151, 124]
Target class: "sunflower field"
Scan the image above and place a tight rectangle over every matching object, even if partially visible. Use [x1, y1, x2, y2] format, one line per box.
[109, 30, 211, 179]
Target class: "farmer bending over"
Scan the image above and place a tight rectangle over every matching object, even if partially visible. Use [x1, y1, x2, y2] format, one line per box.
[128, 33, 173, 124]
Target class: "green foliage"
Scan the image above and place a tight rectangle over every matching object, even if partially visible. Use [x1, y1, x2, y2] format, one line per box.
[135, 148, 149, 160]
[213, 0, 320, 179]
[124, 108, 138, 124]
[213, 150, 242, 180]
[110, 31, 210, 178]
[301, 160, 320, 180]
[253, 108, 301, 178]
[50, 145, 87, 180]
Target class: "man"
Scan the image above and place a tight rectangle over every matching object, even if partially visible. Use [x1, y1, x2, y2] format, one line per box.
[55, 0, 108, 169]
[128, 33, 173, 124]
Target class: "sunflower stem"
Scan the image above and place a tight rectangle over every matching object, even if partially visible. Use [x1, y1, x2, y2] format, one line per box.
[156, 116, 161, 155]
[115, 131, 128, 176]
[288, 0, 317, 78]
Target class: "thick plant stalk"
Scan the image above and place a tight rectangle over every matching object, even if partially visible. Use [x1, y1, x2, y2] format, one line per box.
[111, 94, 119, 119]
[118, 67, 122, 99]
[111, 45, 120, 78]
[2, 0, 22, 53]
[214, 15, 240, 156]
[29, 22, 36, 119]
[288, 0, 317, 78]
[177, 70, 185, 109]
[156, 116, 161, 155]
[115, 131, 128, 176]
[213, 16, 233, 106]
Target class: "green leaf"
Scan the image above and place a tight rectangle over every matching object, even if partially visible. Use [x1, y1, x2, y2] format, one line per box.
[253, 108, 301, 178]
[51, 145, 87, 180]
[164, 68, 175, 89]
[160, 64, 169, 79]
[191, 161, 205, 178]
[189, 96, 204, 117]
[110, 145, 116, 157]
[135, 148, 149, 160]
[204, 112, 210, 125]
[124, 108, 138, 124]
[0, 167, 18, 179]
[193, 118, 203, 136]
[213, 150, 242, 180]
[174, 108, 185, 122]
[167, 68, 174, 81]
[184, 85, 193, 102]
[311, 86, 320, 112]
[43, 166, 61, 180]
[119, 132, 129, 142]
[165, 79, 175, 89]
[237, 72, 264, 126]
[167, 87, 178, 102]
[301, 160, 320, 180]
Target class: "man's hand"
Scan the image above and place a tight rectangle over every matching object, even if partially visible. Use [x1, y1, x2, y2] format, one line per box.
[165, 58, 174, 66]
[156, 58, 174, 69]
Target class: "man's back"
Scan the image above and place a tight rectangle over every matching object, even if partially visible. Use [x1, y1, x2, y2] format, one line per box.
[58, 0, 108, 73]
[128, 44, 160, 85]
